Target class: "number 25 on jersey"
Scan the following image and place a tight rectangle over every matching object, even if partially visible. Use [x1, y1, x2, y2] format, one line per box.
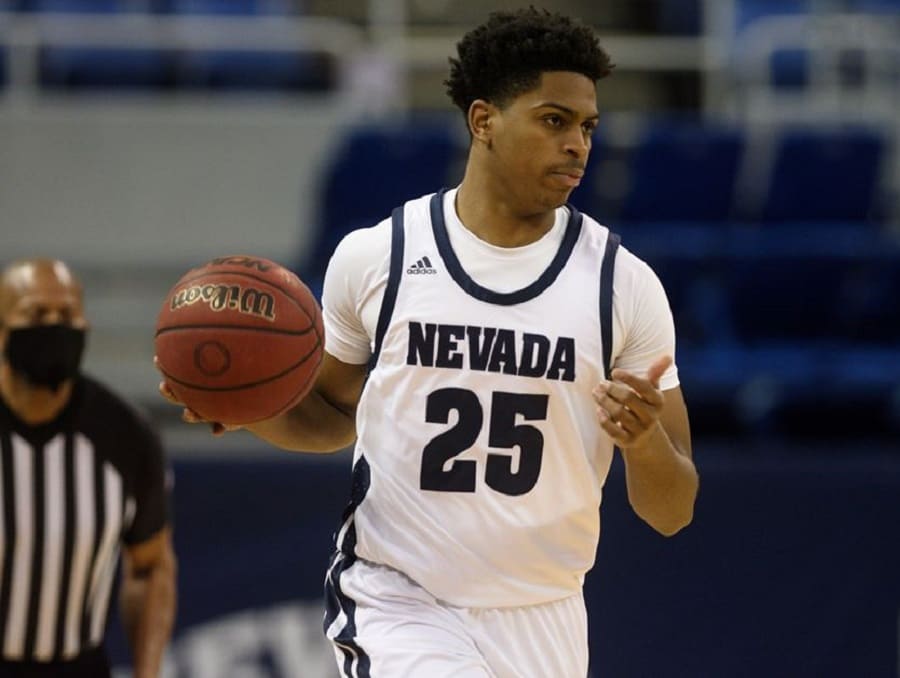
[420, 388, 549, 496]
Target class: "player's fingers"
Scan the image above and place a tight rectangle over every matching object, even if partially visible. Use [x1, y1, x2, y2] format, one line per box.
[597, 407, 638, 446]
[595, 380, 649, 408]
[594, 383, 658, 427]
[597, 407, 633, 444]
[211, 422, 243, 436]
[594, 393, 635, 425]
[181, 407, 206, 424]
[158, 380, 181, 405]
[609, 370, 664, 407]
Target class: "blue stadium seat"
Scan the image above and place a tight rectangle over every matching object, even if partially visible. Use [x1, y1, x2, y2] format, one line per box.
[769, 48, 809, 88]
[178, 49, 334, 92]
[160, 0, 293, 14]
[734, 0, 810, 32]
[20, 0, 150, 11]
[852, 0, 900, 12]
[25, 0, 171, 89]
[301, 121, 464, 284]
[728, 255, 848, 343]
[164, 1, 319, 93]
[760, 127, 885, 223]
[836, 257, 900, 343]
[616, 122, 745, 223]
[39, 47, 174, 89]
[657, 0, 703, 35]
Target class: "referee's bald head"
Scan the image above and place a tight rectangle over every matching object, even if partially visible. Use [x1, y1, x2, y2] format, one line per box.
[0, 259, 84, 325]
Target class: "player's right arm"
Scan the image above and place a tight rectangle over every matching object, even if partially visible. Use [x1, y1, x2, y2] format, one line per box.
[159, 351, 366, 453]
[241, 218, 385, 451]
[240, 352, 367, 452]
[244, 217, 391, 451]
[161, 218, 388, 452]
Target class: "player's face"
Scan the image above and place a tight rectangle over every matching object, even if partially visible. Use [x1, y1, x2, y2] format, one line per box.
[490, 71, 599, 212]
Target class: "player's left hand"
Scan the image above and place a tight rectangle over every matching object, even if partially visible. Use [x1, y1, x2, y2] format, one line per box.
[592, 355, 671, 452]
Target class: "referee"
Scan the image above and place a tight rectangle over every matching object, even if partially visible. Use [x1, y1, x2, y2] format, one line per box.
[0, 259, 176, 678]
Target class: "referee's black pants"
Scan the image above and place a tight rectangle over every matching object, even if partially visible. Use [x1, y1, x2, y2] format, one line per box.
[0, 646, 111, 677]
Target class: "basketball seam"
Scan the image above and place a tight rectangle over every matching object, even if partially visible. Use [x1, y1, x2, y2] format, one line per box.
[158, 335, 322, 393]
[265, 347, 325, 421]
[154, 324, 318, 338]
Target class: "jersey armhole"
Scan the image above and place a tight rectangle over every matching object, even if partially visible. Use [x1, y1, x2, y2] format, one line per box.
[600, 232, 621, 379]
[369, 205, 406, 370]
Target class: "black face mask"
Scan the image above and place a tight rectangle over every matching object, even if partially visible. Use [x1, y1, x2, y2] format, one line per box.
[4, 325, 86, 391]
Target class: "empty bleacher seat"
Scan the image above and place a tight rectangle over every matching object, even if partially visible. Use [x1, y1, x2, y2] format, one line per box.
[301, 120, 464, 284]
[852, 0, 900, 12]
[24, 0, 174, 89]
[657, 0, 703, 35]
[160, 0, 325, 93]
[39, 46, 175, 89]
[734, 0, 810, 32]
[615, 122, 745, 223]
[178, 49, 334, 92]
[727, 255, 849, 343]
[760, 127, 885, 223]
[159, 0, 294, 13]
[19, 0, 151, 12]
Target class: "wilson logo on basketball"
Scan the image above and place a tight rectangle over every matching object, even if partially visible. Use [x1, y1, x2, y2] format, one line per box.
[170, 284, 276, 321]
[207, 256, 273, 272]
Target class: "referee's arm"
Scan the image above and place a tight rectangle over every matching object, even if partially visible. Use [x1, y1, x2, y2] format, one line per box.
[119, 526, 177, 678]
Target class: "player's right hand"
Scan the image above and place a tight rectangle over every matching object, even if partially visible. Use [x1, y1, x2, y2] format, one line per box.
[155, 357, 241, 436]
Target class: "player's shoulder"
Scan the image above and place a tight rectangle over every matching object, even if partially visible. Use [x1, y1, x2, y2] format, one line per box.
[577, 211, 662, 290]
[331, 191, 437, 267]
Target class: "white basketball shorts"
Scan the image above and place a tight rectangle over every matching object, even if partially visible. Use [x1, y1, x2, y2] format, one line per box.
[324, 554, 589, 678]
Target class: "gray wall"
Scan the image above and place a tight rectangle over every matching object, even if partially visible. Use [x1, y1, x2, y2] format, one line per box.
[1, 100, 352, 268]
[0, 99, 356, 427]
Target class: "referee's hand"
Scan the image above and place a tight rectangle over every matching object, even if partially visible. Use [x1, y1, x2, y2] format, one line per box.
[155, 356, 241, 436]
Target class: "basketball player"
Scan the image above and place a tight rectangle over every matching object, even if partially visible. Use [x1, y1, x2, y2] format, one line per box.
[1, 259, 175, 678]
[162, 8, 698, 676]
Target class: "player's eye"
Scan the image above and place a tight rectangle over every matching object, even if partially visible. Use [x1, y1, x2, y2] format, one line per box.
[544, 115, 564, 128]
[582, 121, 598, 135]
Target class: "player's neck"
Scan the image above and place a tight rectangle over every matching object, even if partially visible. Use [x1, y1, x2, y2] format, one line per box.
[0, 365, 73, 425]
[455, 174, 556, 248]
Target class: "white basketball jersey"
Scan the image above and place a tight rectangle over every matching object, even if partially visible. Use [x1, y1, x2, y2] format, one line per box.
[337, 191, 621, 608]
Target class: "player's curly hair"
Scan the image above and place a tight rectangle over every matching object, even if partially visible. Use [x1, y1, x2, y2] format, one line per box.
[445, 7, 613, 115]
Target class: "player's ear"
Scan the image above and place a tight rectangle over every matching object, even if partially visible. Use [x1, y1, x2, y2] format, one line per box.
[468, 99, 495, 147]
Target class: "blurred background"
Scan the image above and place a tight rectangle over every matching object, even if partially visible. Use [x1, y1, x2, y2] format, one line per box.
[1, 0, 899, 676]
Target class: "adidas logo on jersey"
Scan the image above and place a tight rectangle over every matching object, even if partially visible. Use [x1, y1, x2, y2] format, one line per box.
[407, 256, 437, 275]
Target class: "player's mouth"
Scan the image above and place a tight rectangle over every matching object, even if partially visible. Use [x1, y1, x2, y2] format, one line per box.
[549, 169, 584, 188]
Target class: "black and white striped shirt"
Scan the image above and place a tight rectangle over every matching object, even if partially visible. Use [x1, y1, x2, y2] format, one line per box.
[0, 376, 168, 663]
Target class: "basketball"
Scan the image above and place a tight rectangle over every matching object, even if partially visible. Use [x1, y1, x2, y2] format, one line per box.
[154, 255, 324, 425]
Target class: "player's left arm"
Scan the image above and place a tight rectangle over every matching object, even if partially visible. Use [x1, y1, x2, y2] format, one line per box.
[593, 355, 698, 535]
[120, 526, 177, 678]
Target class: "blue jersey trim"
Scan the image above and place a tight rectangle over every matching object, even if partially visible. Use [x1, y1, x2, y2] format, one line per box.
[324, 454, 372, 677]
[429, 189, 584, 306]
[324, 552, 372, 678]
[600, 232, 621, 379]
[370, 205, 406, 370]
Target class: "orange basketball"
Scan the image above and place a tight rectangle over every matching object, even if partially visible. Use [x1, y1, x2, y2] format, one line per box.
[154, 255, 324, 426]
